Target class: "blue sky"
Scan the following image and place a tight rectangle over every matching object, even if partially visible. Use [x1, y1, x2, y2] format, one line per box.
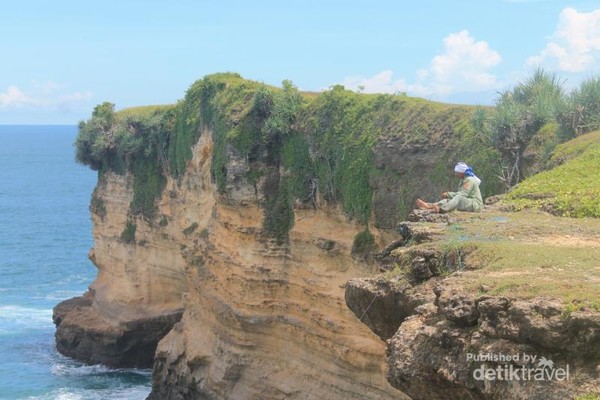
[1, 0, 600, 124]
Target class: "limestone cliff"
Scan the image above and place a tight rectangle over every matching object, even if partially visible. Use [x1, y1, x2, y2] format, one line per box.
[147, 131, 404, 398]
[56, 126, 409, 398]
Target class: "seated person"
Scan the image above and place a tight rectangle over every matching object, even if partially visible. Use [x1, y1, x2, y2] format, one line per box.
[416, 162, 483, 213]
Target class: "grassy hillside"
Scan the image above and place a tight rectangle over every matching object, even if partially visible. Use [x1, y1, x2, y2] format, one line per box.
[75, 73, 501, 240]
[506, 130, 600, 217]
[383, 131, 600, 310]
[456, 209, 600, 308]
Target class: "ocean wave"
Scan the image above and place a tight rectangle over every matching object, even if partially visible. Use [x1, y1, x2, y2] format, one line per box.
[42, 290, 86, 302]
[25, 386, 151, 400]
[0, 306, 53, 330]
[51, 354, 152, 379]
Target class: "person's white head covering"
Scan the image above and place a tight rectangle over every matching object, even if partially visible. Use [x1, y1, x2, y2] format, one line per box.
[454, 162, 468, 174]
[454, 162, 481, 185]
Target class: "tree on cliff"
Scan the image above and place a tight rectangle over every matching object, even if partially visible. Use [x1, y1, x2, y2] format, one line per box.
[75, 102, 117, 170]
[475, 69, 600, 191]
[472, 69, 565, 189]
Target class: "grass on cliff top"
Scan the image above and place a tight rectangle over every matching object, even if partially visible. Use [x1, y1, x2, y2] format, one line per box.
[116, 104, 176, 119]
[438, 208, 600, 309]
[505, 130, 600, 218]
[414, 128, 600, 307]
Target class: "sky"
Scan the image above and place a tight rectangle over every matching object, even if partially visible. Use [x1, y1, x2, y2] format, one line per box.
[1, 0, 600, 124]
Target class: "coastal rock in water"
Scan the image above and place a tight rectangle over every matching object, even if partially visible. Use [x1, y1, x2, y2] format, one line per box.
[53, 291, 183, 368]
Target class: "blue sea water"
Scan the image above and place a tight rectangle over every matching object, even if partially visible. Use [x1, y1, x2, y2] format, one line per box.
[0, 126, 151, 399]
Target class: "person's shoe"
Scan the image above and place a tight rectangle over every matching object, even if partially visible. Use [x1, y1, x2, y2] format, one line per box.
[416, 199, 431, 210]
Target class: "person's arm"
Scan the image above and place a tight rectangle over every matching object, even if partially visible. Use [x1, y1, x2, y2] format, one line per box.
[447, 179, 474, 199]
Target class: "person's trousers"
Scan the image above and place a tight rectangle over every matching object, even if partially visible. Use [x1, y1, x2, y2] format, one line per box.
[435, 195, 478, 212]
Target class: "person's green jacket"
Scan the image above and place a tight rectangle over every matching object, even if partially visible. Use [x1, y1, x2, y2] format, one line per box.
[447, 176, 483, 211]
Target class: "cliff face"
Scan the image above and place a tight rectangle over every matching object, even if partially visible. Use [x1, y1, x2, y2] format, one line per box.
[149, 131, 405, 398]
[56, 128, 406, 397]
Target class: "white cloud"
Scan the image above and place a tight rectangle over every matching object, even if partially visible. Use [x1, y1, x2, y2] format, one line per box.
[0, 86, 31, 107]
[0, 81, 92, 110]
[341, 30, 502, 100]
[341, 70, 408, 94]
[527, 7, 600, 72]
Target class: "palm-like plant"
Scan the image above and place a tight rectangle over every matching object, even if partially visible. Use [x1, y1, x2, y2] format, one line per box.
[488, 68, 566, 189]
[560, 77, 600, 137]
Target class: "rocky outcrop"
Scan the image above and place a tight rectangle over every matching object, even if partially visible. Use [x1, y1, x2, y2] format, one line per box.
[346, 211, 600, 400]
[53, 154, 193, 368]
[387, 287, 600, 400]
[56, 129, 406, 399]
[344, 276, 434, 340]
[53, 291, 182, 368]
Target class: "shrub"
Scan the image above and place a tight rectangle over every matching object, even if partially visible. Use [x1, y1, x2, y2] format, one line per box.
[485, 69, 566, 189]
[90, 188, 106, 219]
[262, 175, 294, 242]
[352, 228, 375, 257]
[560, 76, 600, 138]
[183, 222, 199, 236]
[121, 220, 137, 244]
[75, 102, 173, 219]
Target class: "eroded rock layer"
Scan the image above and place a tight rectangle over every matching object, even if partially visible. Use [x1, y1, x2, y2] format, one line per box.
[345, 212, 600, 400]
[55, 130, 406, 399]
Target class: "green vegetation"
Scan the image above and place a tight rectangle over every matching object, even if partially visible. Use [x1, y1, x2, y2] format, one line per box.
[562, 76, 600, 137]
[183, 222, 199, 236]
[469, 241, 600, 304]
[506, 130, 600, 217]
[75, 102, 172, 220]
[75, 74, 499, 237]
[352, 228, 376, 257]
[262, 176, 295, 241]
[575, 394, 600, 400]
[474, 69, 600, 190]
[90, 188, 106, 219]
[548, 130, 600, 166]
[429, 208, 600, 307]
[302, 85, 499, 222]
[130, 156, 166, 218]
[121, 220, 137, 244]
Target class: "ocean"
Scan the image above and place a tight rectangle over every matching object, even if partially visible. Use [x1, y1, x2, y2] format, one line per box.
[0, 125, 151, 399]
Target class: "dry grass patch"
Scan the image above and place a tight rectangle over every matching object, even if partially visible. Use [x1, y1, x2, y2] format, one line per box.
[434, 208, 600, 309]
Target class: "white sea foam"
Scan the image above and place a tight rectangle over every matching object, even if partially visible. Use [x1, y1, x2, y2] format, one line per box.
[0, 305, 53, 329]
[51, 354, 152, 379]
[43, 290, 85, 301]
[26, 386, 151, 400]
[51, 362, 111, 377]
